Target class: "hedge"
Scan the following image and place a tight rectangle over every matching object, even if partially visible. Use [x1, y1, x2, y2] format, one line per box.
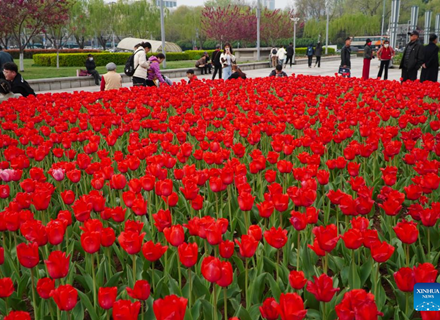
[294, 47, 336, 55]
[33, 52, 191, 67]
[5, 49, 101, 60]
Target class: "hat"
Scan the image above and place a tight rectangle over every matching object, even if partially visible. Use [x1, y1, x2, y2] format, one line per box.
[408, 30, 419, 36]
[365, 38, 372, 44]
[106, 62, 117, 71]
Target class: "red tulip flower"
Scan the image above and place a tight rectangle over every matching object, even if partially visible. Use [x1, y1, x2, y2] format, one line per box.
[290, 211, 308, 231]
[60, 190, 75, 205]
[178, 242, 198, 268]
[152, 209, 172, 232]
[164, 225, 185, 247]
[264, 227, 288, 249]
[370, 241, 395, 263]
[238, 192, 255, 211]
[247, 225, 262, 241]
[112, 300, 141, 320]
[101, 227, 116, 247]
[421, 311, 440, 320]
[118, 231, 145, 255]
[45, 251, 70, 279]
[110, 174, 127, 190]
[341, 228, 364, 250]
[201, 256, 222, 283]
[46, 219, 66, 246]
[5, 311, 31, 320]
[50, 284, 78, 311]
[153, 294, 187, 320]
[394, 267, 415, 292]
[289, 270, 307, 290]
[0, 278, 14, 298]
[414, 263, 438, 283]
[37, 278, 55, 299]
[80, 231, 101, 254]
[0, 247, 4, 265]
[393, 220, 418, 244]
[235, 235, 259, 258]
[306, 274, 340, 302]
[126, 280, 151, 300]
[335, 289, 383, 319]
[259, 297, 279, 320]
[313, 224, 340, 252]
[142, 241, 168, 262]
[257, 201, 275, 218]
[276, 293, 307, 320]
[16, 242, 39, 268]
[98, 287, 118, 310]
[219, 240, 235, 259]
[216, 261, 233, 287]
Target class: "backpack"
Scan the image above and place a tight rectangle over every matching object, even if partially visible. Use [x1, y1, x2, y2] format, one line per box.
[272, 48, 277, 55]
[307, 47, 313, 55]
[124, 50, 140, 76]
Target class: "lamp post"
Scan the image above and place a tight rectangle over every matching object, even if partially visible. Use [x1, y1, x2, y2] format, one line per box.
[424, 11, 432, 45]
[435, 14, 440, 36]
[325, 0, 329, 55]
[257, 0, 261, 61]
[160, 0, 166, 68]
[380, 0, 386, 41]
[291, 17, 300, 64]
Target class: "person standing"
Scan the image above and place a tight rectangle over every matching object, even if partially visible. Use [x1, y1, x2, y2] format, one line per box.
[314, 42, 322, 67]
[277, 45, 287, 67]
[340, 37, 352, 77]
[376, 40, 395, 80]
[306, 44, 314, 68]
[400, 31, 424, 82]
[132, 42, 152, 86]
[286, 43, 294, 67]
[0, 46, 13, 73]
[220, 43, 236, 80]
[85, 54, 101, 85]
[362, 39, 374, 80]
[211, 44, 222, 80]
[100, 62, 122, 91]
[270, 47, 278, 68]
[420, 34, 439, 83]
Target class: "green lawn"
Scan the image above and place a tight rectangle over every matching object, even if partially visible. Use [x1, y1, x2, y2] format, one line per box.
[19, 59, 252, 80]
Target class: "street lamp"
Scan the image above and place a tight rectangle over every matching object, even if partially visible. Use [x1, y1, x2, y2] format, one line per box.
[325, 0, 329, 55]
[257, 0, 261, 61]
[291, 17, 300, 64]
[160, 0, 166, 68]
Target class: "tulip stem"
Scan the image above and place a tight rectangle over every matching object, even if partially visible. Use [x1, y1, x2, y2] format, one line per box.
[106, 247, 112, 279]
[133, 255, 137, 284]
[245, 259, 249, 309]
[215, 193, 219, 219]
[67, 311, 71, 320]
[428, 228, 431, 259]
[297, 231, 300, 270]
[405, 292, 409, 315]
[106, 311, 110, 320]
[151, 263, 156, 293]
[322, 302, 326, 320]
[213, 284, 218, 320]
[244, 211, 249, 231]
[178, 259, 182, 289]
[188, 268, 192, 309]
[276, 249, 280, 280]
[227, 186, 232, 231]
[224, 287, 228, 319]
[5, 297, 8, 314]
[91, 254, 97, 308]
[405, 244, 410, 267]
[374, 263, 379, 297]
[31, 268, 38, 320]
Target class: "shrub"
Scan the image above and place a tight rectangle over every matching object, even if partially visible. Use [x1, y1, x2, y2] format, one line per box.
[184, 50, 216, 60]
[5, 49, 101, 59]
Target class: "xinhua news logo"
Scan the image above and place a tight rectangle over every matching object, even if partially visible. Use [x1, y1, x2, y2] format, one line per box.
[414, 283, 440, 311]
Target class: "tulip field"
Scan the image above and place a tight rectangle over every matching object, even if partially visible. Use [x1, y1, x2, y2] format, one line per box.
[0, 75, 440, 320]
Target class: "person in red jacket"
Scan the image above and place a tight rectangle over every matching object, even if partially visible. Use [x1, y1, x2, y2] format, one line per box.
[376, 40, 395, 80]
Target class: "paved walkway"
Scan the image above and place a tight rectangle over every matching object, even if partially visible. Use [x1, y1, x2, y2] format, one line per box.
[37, 57, 403, 94]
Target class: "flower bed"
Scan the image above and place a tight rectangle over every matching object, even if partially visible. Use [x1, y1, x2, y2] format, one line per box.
[0, 76, 439, 320]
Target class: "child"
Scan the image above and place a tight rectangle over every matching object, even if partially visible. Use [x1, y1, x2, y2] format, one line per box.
[186, 69, 198, 83]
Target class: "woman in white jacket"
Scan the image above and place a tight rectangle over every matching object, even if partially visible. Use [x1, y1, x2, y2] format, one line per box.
[277, 46, 287, 67]
[220, 43, 236, 80]
[132, 42, 152, 86]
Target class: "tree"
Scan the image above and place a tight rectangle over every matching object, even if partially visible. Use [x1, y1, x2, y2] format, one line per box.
[0, 0, 70, 71]
[260, 9, 295, 46]
[44, 26, 70, 68]
[68, 0, 89, 49]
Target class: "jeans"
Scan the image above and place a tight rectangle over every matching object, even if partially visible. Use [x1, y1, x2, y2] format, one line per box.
[308, 56, 313, 67]
[377, 60, 390, 80]
[278, 59, 284, 66]
[212, 64, 222, 80]
[285, 55, 293, 67]
[89, 69, 101, 85]
[315, 56, 321, 67]
[223, 65, 232, 80]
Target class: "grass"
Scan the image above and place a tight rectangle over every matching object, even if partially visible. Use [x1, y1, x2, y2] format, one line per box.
[20, 59, 253, 80]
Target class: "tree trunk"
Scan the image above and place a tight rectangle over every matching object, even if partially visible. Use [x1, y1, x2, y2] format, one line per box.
[19, 51, 24, 72]
[56, 50, 60, 69]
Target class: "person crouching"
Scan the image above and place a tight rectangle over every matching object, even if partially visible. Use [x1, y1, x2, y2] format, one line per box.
[100, 63, 122, 91]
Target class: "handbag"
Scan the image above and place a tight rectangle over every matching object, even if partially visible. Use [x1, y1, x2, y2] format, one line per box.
[338, 67, 351, 77]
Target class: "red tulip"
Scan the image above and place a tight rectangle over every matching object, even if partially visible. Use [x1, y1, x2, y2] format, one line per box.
[205, 221, 223, 245]
[238, 192, 255, 211]
[393, 220, 418, 244]
[0, 185, 9, 199]
[80, 231, 101, 254]
[164, 225, 185, 247]
[118, 231, 145, 255]
[45, 251, 70, 279]
[60, 190, 75, 205]
[313, 224, 339, 252]
[112, 300, 141, 320]
[219, 240, 235, 259]
[142, 241, 168, 262]
[276, 293, 307, 320]
[16, 242, 39, 268]
[247, 225, 262, 241]
[235, 235, 259, 258]
[257, 201, 275, 218]
[110, 174, 127, 190]
[264, 227, 288, 249]
[50, 284, 78, 311]
[98, 287, 118, 310]
[290, 210, 308, 231]
[335, 289, 383, 319]
[0, 277, 14, 298]
[394, 267, 415, 292]
[37, 278, 55, 299]
[370, 241, 394, 263]
[101, 227, 116, 247]
[421, 311, 440, 320]
[4, 311, 31, 320]
[259, 297, 279, 320]
[289, 270, 307, 290]
[153, 294, 187, 320]
[341, 228, 363, 250]
[46, 219, 66, 246]
[178, 242, 198, 268]
[306, 274, 340, 302]
[0, 247, 3, 265]
[414, 263, 438, 283]
[152, 209, 172, 232]
[201, 256, 222, 283]
[216, 261, 233, 287]
[126, 280, 151, 300]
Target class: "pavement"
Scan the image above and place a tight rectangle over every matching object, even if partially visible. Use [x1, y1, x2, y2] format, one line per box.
[36, 57, 404, 94]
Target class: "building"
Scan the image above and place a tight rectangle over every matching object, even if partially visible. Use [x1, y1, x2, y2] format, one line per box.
[262, 0, 275, 10]
[155, 0, 177, 8]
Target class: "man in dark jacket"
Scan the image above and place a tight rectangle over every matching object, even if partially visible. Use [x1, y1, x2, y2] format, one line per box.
[269, 64, 288, 77]
[306, 44, 314, 68]
[211, 44, 222, 80]
[85, 54, 101, 85]
[0, 46, 13, 72]
[340, 37, 352, 77]
[400, 30, 424, 82]
[2, 62, 35, 97]
[314, 42, 322, 67]
[420, 34, 439, 83]
[286, 43, 294, 67]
